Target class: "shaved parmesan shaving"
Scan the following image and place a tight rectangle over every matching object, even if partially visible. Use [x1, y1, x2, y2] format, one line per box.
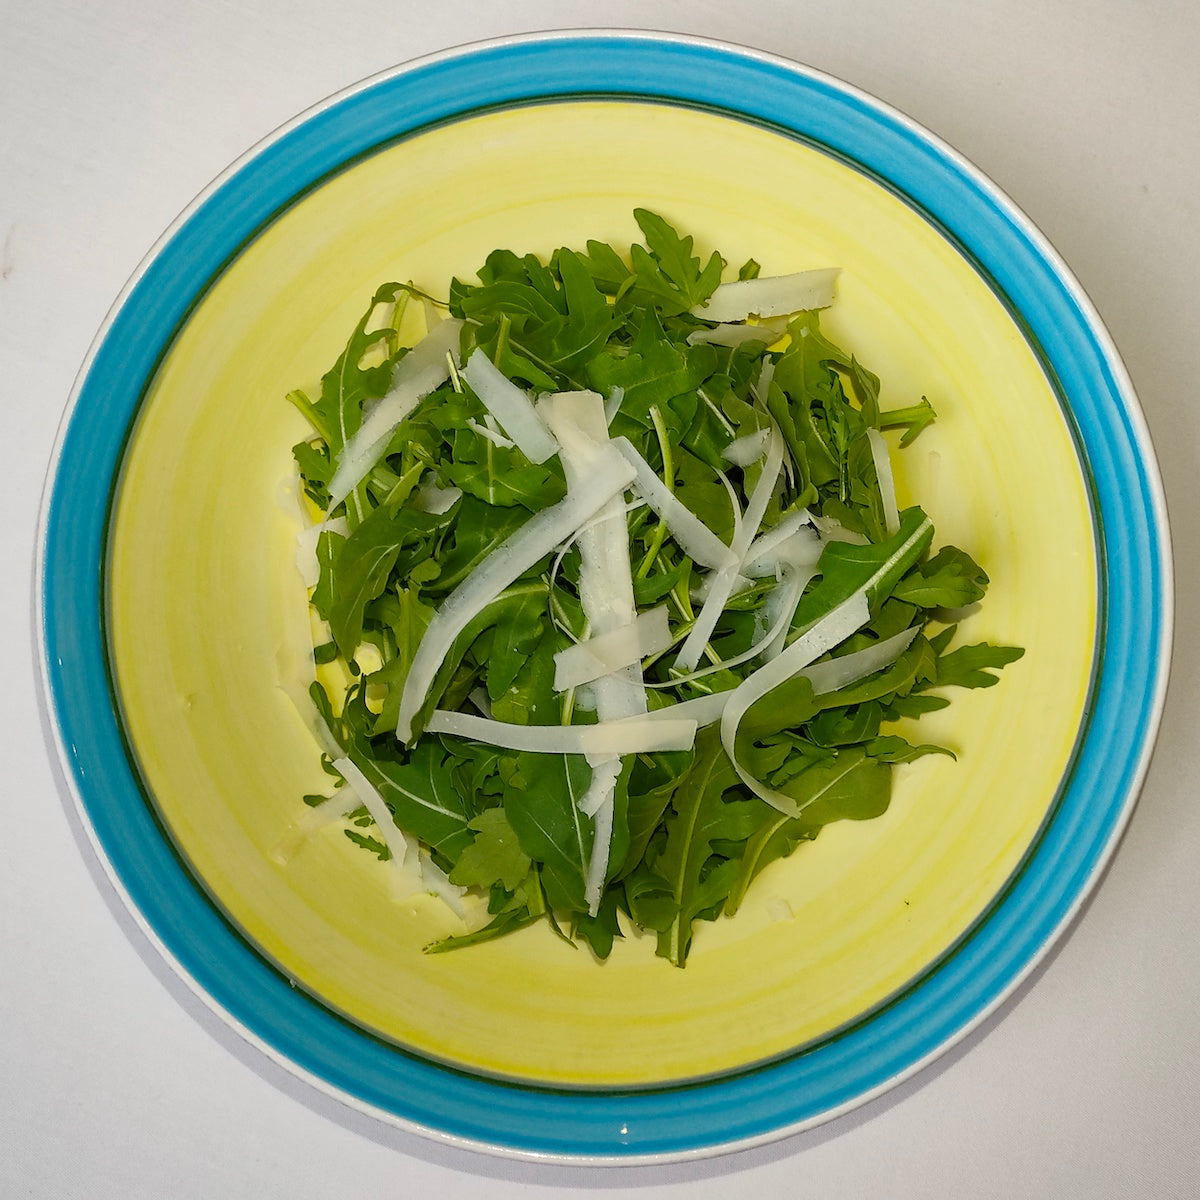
[720, 590, 872, 816]
[603, 386, 624, 425]
[694, 268, 840, 322]
[417, 849, 468, 918]
[612, 437, 737, 570]
[650, 560, 816, 688]
[538, 391, 652, 914]
[462, 348, 559, 463]
[723, 428, 771, 466]
[744, 509, 814, 566]
[395, 451, 635, 742]
[539, 391, 645, 718]
[584, 788, 616, 912]
[554, 606, 673, 691]
[412, 479, 462, 515]
[332, 756, 418, 898]
[715, 467, 744, 550]
[686, 317, 787, 347]
[802, 625, 919, 696]
[752, 356, 775, 405]
[674, 565, 737, 675]
[295, 515, 348, 588]
[867, 427, 901, 535]
[270, 785, 362, 865]
[423, 710, 698, 756]
[744, 511, 820, 576]
[758, 567, 810, 660]
[644, 690, 733, 727]
[327, 317, 463, 511]
[577, 757, 622, 818]
[811, 512, 870, 545]
[675, 425, 784, 672]
[743, 526, 823, 578]
[465, 417, 513, 448]
[332, 757, 469, 922]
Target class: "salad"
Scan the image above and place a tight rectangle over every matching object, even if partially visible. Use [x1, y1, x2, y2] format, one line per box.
[278, 210, 1022, 967]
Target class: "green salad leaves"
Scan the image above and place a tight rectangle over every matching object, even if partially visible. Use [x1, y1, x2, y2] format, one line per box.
[281, 210, 1022, 966]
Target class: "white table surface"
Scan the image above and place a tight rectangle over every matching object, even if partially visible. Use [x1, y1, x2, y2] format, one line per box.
[5, 2, 1198, 1196]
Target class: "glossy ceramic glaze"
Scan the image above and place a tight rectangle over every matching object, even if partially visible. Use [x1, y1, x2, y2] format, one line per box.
[40, 34, 1169, 1159]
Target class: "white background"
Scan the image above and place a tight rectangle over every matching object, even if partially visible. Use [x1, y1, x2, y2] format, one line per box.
[5, 2, 1199, 1196]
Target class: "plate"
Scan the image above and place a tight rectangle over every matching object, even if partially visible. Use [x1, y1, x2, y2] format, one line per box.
[37, 32, 1171, 1161]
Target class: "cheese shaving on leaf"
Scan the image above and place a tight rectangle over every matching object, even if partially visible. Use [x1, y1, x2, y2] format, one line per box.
[462, 348, 559, 464]
[693, 268, 840, 322]
[867, 427, 901, 535]
[803, 625, 919, 696]
[327, 317, 463, 511]
[394, 450, 635, 742]
[675, 424, 784, 672]
[613, 437, 737, 570]
[423, 710, 698, 756]
[554, 606, 673, 691]
[719, 590, 872, 816]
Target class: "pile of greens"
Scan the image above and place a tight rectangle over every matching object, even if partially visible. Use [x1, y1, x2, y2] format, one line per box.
[283, 209, 1022, 967]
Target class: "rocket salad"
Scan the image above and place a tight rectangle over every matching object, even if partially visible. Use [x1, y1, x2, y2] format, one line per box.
[279, 210, 1022, 967]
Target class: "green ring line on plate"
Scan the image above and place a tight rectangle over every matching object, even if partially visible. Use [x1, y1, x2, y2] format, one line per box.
[38, 33, 1170, 1160]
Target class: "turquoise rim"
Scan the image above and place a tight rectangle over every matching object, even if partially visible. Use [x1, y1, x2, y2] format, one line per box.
[37, 33, 1170, 1160]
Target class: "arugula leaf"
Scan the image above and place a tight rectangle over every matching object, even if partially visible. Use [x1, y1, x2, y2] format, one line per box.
[650, 728, 766, 966]
[448, 807, 532, 891]
[893, 546, 990, 609]
[503, 753, 597, 913]
[790, 506, 935, 629]
[327, 503, 450, 658]
[586, 310, 718, 425]
[925, 640, 1026, 690]
[625, 208, 724, 316]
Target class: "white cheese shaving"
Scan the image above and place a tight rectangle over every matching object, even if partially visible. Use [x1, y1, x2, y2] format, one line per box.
[326, 317, 463, 511]
[722, 428, 771, 466]
[752, 356, 776, 405]
[423, 710, 698, 756]
[811, 513, 871, 545]
[603, 386, 624, 425]
[867, 427, 901, 535]
[538, 390, 647, 914]
[584, 788, 616, 913]
[270, 785, 363, 865]
[464, 417, 514, 448]
[416, 849, 468, 919]
[461, 348, 559, 464]
[675, 424, 784, 672]
[693, 268, 841, 322]
[577, 757, 623, 819]
[553, 606, 673, 691]
[331, 756, 416, 897]
[394, 449, 636, 743]
[743, 522, 823, 578]
[412, 479, 462, 515]
[719, 590, 872, 816]
[757, 566, 813, 660]
[685, 317, 788, 348]
[612, 437, 738, 571]
[802, 625, 919, 696]
[295, 515, 348, 588]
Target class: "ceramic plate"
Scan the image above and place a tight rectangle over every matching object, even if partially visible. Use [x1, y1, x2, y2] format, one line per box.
[38, 32, 1170, 1161]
